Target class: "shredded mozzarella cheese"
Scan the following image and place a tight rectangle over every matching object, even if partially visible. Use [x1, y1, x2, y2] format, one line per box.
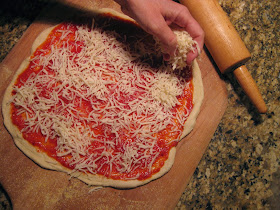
[155, 28, 200, 70]
[12, 20, 193, 179]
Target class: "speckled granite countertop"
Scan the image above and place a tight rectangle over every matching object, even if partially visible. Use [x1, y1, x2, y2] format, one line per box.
[0, 0, 279, 209]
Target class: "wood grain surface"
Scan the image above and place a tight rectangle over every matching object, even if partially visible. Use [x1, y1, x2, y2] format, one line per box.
[0, 1, 228, 209]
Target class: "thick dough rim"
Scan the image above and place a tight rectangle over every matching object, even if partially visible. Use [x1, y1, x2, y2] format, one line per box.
[2, 8, 203, 188]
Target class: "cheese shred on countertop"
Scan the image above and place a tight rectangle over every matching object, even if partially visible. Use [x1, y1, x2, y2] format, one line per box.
[12, 20, 194, 179]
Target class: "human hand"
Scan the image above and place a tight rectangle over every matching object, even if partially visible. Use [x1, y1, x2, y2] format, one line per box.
[114, 0, 204, 65]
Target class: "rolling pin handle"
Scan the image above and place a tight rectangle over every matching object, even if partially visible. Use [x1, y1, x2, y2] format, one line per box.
[233, 66, 267, 113]
[179, 0, 267, 113]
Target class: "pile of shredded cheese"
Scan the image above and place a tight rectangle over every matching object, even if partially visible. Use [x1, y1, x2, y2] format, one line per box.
[155, 28, 199, 70]
[12, 21, 193, 179]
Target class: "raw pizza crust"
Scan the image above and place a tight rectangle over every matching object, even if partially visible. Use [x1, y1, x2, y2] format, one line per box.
[2, 8, 203, 188]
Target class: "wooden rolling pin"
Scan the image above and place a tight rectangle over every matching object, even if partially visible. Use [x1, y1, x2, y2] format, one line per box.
[180, 0, 267, 113]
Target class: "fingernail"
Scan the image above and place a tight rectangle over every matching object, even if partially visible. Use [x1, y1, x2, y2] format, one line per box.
[163, 53, 170, 61]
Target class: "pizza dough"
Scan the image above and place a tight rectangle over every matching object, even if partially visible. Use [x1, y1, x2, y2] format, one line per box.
[2, 8, 203, 188]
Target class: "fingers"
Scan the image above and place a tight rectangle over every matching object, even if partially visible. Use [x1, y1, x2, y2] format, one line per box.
[119, 0, 178, 57]
[186, 51, 199, 65]
[115, 0, 205, 64]
[162, 2, 205, 63]
[177, 11, 205, 54]
[146, 17, 178, 57]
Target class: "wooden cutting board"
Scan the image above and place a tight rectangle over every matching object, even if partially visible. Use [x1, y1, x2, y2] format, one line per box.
[0, 0, 228, 209]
